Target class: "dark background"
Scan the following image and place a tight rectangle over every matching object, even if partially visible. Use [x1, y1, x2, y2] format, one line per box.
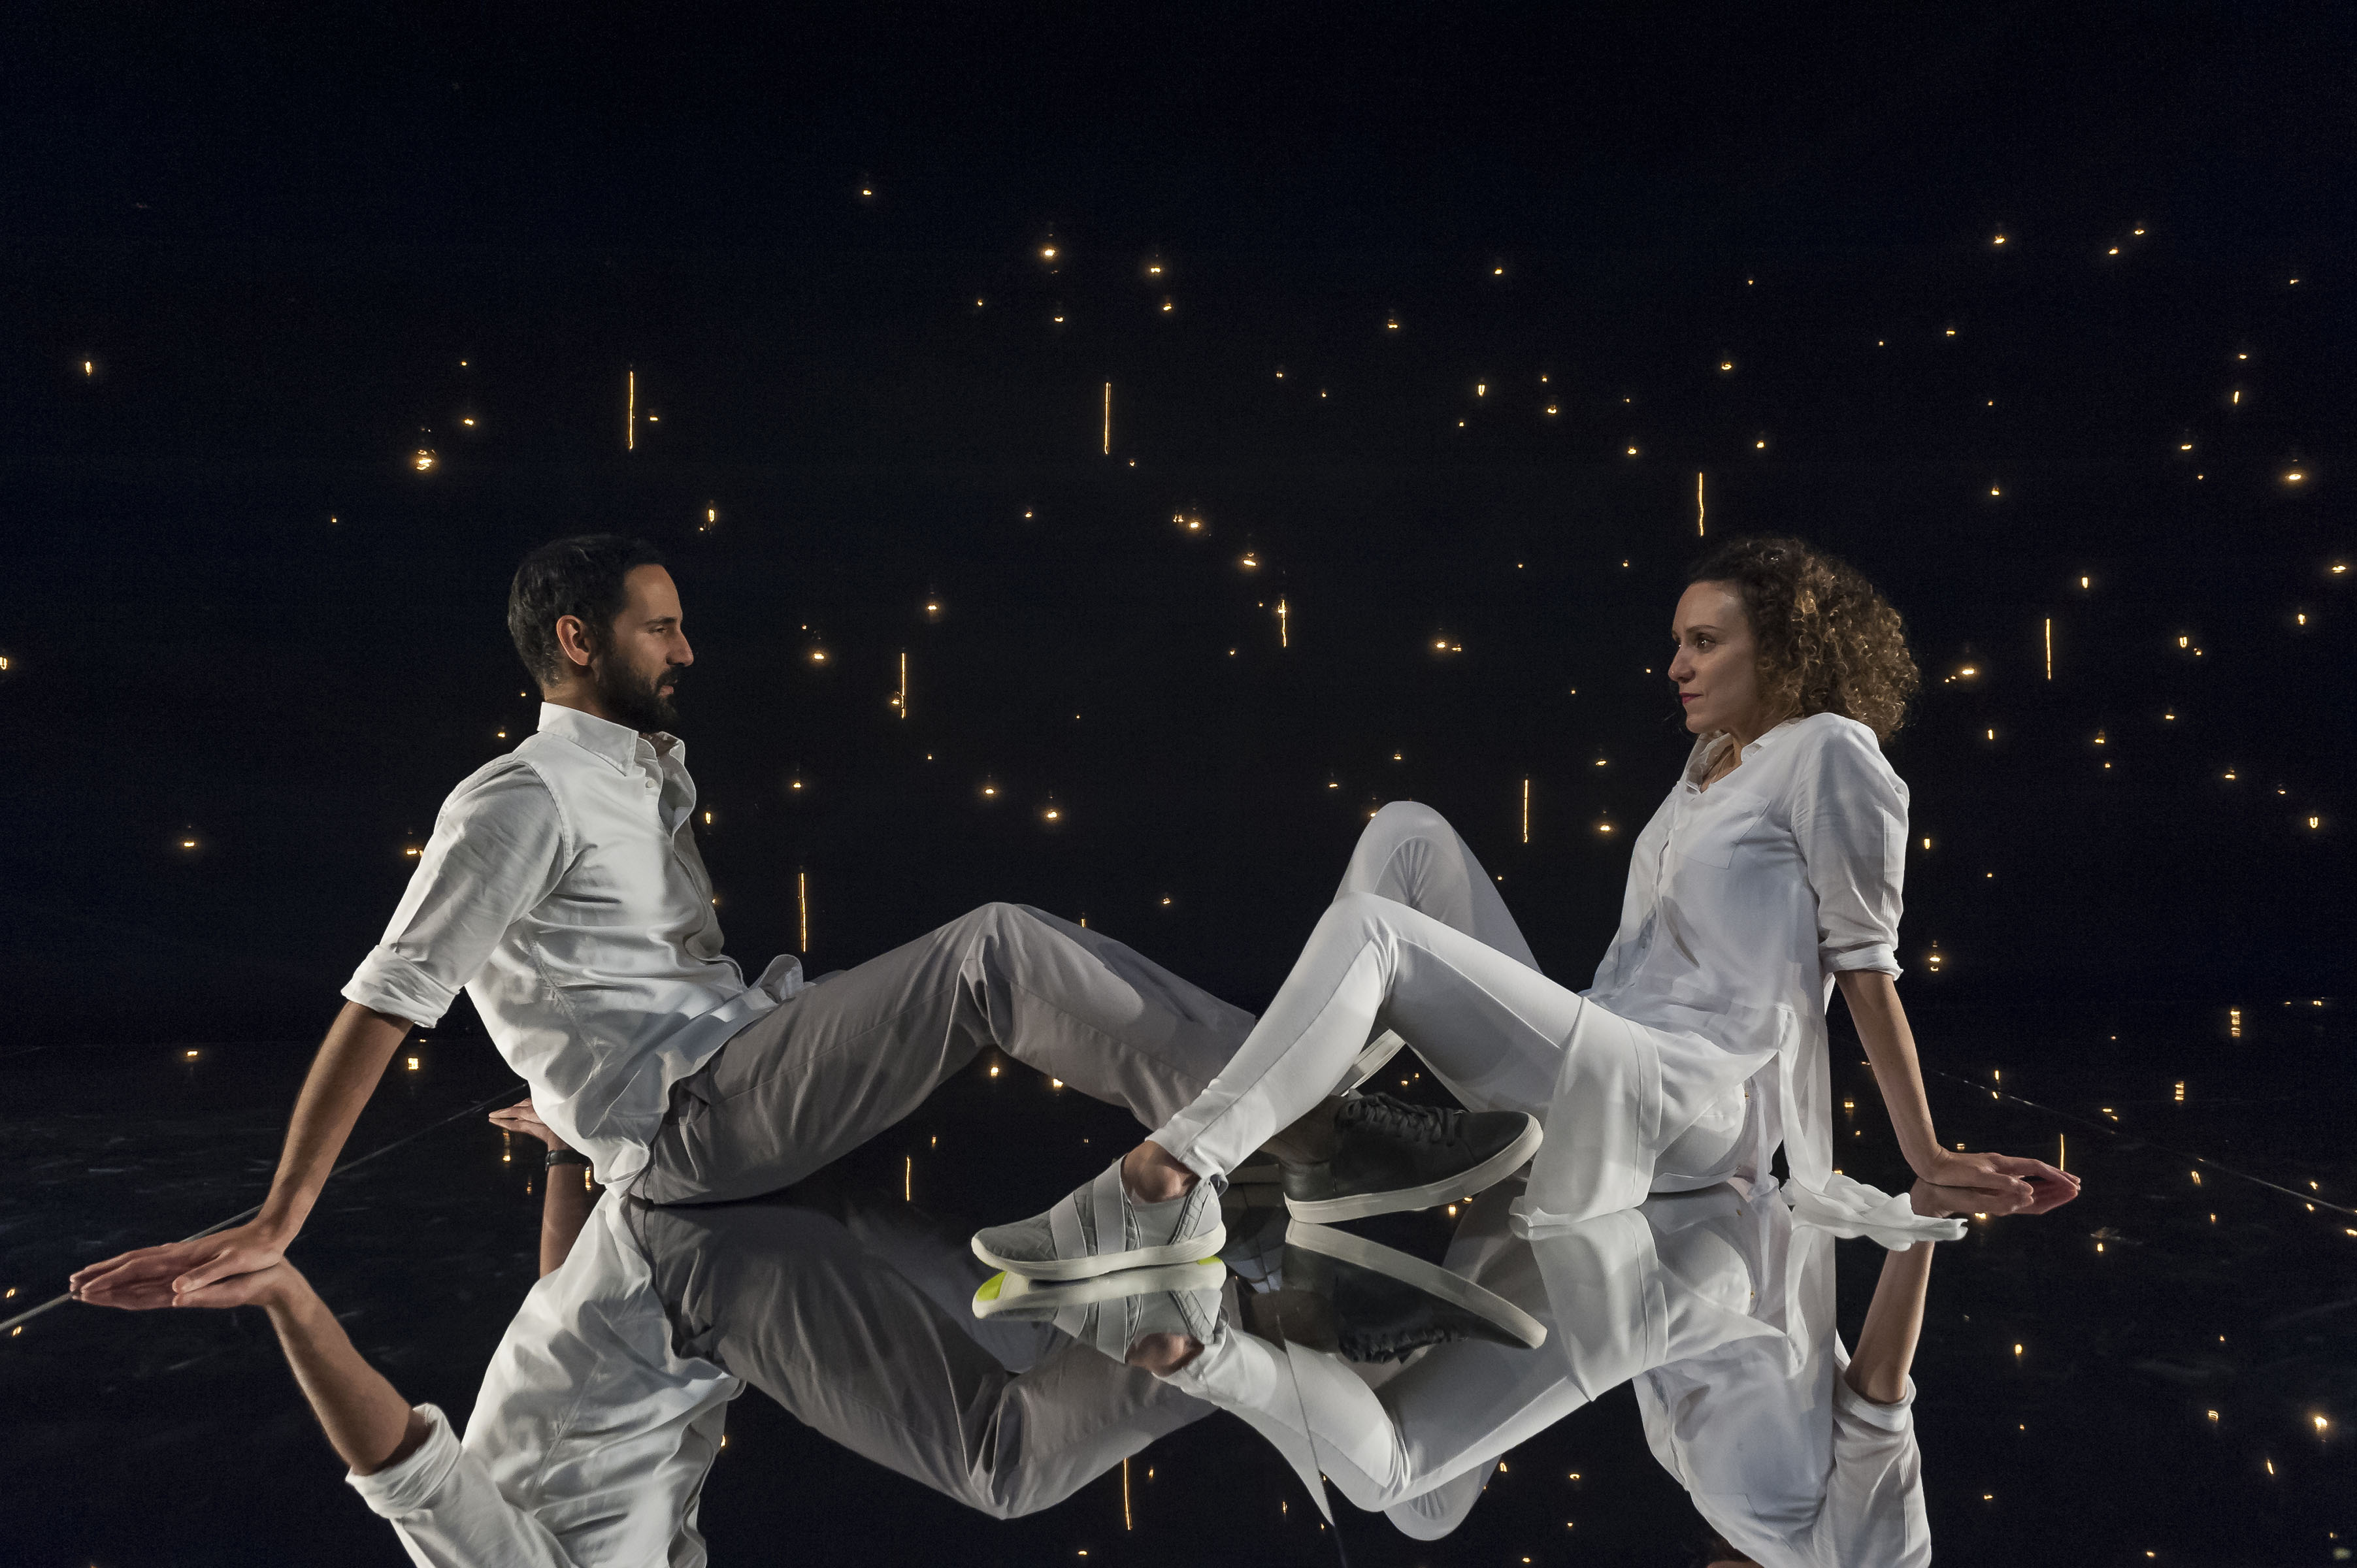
[1, 2, 2350, 1051]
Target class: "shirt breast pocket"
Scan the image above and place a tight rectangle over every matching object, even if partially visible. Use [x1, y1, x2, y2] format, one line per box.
[1675, 790, 1772, 869]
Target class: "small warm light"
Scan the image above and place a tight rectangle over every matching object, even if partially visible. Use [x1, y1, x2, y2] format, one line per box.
[1990, 485, 2001, 496]
[981, 785, 997, 797]
[413, 449, 437, 472]
[1161, 299, 1174, 312]
[184, 1049, 199, 1059]
[1992, 235, 2006, 245]
[1160, 896, 1172, 905]
[1545, 404, 1558, 415]
[406, 1056, 420, 1070]
[810, 649, 828, 664]
[460, 417, 475, 427]
[1475, 383, 1486, 396]
[2109, 247, 2120, 255]
[403, 845, 421, 858]
[1043, 808, 1061, 822]
[2286, 471, 2305, 483]
[2178, 635, 2190, 648]
[1945, 328, 1957, 336]
[180, 838, 197, 849]
[1042, 246, 1057, 259]
[1626, 444, 1638, 456]
[2014, 1343, 2024, 1357]
[2316, 1416, 2330, 1433]
[2081, 576, 2091, 588]
[989, 1064, 999, 1077]
[1719, 360, 1733, 371]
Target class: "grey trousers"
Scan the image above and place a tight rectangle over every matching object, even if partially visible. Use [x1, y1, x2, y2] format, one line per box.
[635, 902, 1255, 1205]
[629, 1187, 1211, 1518]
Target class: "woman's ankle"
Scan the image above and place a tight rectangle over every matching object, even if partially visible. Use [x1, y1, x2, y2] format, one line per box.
[1121, 1141, 1200, 1203]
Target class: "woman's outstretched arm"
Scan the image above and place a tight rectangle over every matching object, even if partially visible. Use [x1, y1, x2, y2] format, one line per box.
[1836, 970, 2076, 1200]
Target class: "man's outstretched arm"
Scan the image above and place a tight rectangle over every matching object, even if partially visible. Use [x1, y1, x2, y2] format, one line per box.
[70, 1001, 413, 1297]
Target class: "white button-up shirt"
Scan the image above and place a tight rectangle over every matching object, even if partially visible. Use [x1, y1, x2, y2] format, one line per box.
[344, 705, 800, 1190]
[345, 1198, 741, 1565]
[1577, 711, 1911, 1224]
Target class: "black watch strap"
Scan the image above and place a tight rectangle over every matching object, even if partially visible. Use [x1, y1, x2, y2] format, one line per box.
[544, 1148, 592, 1170]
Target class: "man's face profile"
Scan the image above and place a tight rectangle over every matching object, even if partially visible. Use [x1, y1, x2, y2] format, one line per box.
[582, 564, 693, 733]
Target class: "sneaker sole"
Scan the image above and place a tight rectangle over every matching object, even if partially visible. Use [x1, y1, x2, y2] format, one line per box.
[971, 1258, 1227, 1320]
[1284, 1219, 1547, 1349]
[1283, 1113, 1542, 1224]
[972, 1222, 1229, 1282]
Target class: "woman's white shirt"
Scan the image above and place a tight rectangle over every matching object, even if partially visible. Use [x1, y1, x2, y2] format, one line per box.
[344, 1196, 740, 1567]
[1583, 712, 1911, 1212]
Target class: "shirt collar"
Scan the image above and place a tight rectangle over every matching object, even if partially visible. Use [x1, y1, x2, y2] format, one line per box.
[1683, 715, 1802, 787]
[536, 703, 684, 773]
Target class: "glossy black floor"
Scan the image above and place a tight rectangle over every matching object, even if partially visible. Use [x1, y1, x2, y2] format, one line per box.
[4, 998, 2352, 1568]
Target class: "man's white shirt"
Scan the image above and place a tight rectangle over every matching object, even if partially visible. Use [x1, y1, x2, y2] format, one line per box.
[344, 704, 801, 1190]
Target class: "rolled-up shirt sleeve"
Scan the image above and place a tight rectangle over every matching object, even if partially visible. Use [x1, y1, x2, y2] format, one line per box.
[346, 1404, 573, 1568]
[1810, 1360, 1932, 1567]
[344, 761, 567, 1028]
[1790, 724, 1908, 976]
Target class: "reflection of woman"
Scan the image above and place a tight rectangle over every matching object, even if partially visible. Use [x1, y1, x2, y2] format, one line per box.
[1169, 1172, 2061, 1564]
[979, 536, 2073, 1315]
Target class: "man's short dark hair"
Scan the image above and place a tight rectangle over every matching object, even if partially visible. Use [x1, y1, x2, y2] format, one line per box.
[507, 534, 668, 688]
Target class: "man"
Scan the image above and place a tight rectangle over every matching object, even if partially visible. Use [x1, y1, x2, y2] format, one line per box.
[73, 534, 1268, 1305]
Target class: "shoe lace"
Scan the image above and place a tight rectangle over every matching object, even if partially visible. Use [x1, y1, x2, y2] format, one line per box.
[1338, 1322, 1460, 1364]
[1341, 1091, 1467, 1149]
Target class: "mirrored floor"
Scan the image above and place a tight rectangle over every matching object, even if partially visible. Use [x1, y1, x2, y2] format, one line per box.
[5, 1000, 2352, 1567]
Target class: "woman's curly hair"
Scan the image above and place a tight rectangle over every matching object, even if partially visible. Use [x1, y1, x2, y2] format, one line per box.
[1687, 536, 1919, 742]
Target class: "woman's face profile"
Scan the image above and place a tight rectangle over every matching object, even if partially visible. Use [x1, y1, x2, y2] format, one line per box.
[1668, 579, 1768, 740]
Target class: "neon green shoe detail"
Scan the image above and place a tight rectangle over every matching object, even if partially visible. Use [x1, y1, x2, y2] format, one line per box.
[976, 1272, 1007, 1303]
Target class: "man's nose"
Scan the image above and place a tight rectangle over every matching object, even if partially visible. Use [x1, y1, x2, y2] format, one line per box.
[673, 634, 695, 666]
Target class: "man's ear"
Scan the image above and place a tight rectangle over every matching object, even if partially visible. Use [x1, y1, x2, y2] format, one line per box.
[552, 613, 596, 674]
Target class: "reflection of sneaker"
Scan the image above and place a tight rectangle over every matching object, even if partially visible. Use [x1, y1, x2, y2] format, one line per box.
[1283, 1093, 1541, 1222]
[1217, 1203, 1292, 1286]
[972, 1261, 1226, 1361]
[973, 1156, 1226, 1281]
[1338, 1029, 1409, 1095]
[1285, 1220, 1546, 1360]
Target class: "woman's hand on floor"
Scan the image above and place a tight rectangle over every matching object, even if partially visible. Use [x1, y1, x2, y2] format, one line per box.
[1913, 1147, 2077, 1203]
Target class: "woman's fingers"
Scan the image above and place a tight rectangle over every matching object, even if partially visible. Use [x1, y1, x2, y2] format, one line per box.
[1993, 1154, 2077, 1187]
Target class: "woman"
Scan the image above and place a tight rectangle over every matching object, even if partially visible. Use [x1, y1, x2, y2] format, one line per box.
[974, 536, 2074, 1306]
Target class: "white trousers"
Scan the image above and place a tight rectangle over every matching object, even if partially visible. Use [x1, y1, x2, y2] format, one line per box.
[1150, 802, 1745, 1187]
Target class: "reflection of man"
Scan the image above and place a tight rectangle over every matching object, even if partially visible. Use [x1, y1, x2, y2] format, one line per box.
[75, 533, 1261, 1305]
[84, 1130, 1207, 1564]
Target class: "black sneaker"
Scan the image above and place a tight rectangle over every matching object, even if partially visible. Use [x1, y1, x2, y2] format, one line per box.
[1282, 1092, 1542, 1223]
[1281, 1219, 1546, 1361]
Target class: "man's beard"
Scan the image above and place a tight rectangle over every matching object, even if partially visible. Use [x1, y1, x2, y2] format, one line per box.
[592, 654, 685, 733]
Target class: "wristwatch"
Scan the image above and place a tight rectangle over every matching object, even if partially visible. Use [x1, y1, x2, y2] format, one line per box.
[544, 1148, 592, 1171]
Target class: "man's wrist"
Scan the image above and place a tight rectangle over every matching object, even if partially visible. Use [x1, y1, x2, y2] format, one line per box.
[543, 1148, 591, 1170]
